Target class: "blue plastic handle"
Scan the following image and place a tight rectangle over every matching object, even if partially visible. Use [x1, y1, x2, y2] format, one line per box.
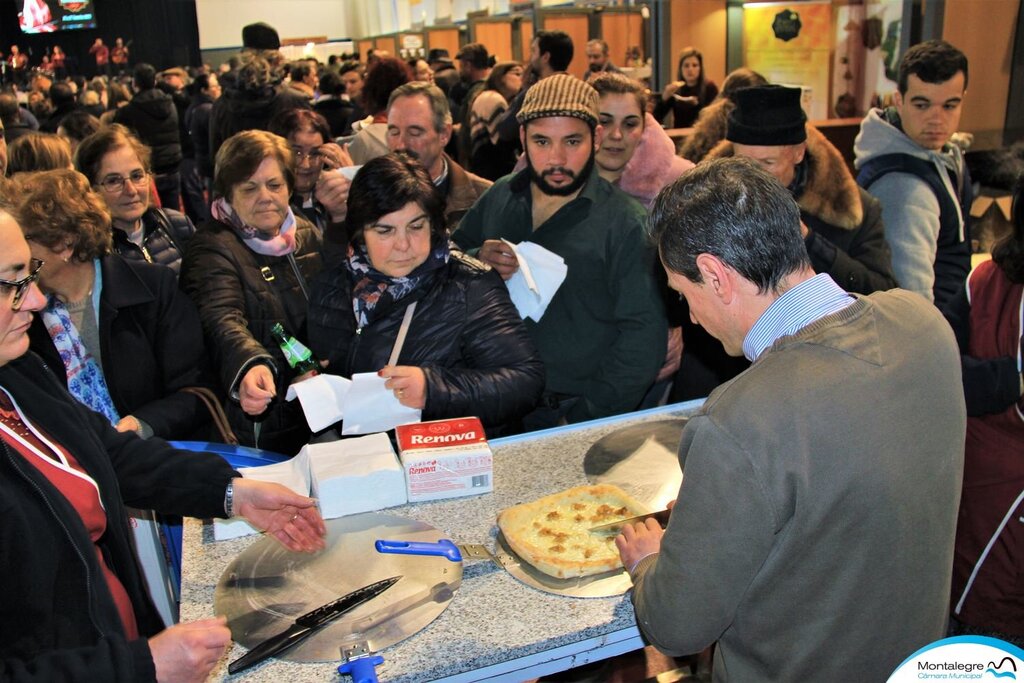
[339, 654, 383, 683]
[374, 539, 463, 563]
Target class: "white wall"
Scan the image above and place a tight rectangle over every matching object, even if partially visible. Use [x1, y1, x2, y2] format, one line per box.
[195, 0, 355, 49]
[196, 0, 526, 50]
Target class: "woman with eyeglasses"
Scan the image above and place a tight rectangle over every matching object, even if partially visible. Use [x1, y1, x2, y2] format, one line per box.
[270, 108, 353, 234]
[0, 207, 326, 682]
[181, 130, 323, 455]
[74, 124, 195, 275]
[3, 168, 217, 440]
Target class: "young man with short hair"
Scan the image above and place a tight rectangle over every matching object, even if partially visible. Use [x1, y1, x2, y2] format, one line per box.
[855, 39, 971, 307]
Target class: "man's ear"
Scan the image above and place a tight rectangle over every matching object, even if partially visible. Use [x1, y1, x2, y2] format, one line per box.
[695, 253, 735, 303]
[792, 141, 807, 165]
[440, 122, 453, 147]
[519, 124, 527, 150]
[592, 124, 604, 151]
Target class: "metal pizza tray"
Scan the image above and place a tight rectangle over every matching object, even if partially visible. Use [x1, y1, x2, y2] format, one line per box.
[583, 418, 687, 508]
[214, 512, 459, 662]
[493, 530, 633, 598]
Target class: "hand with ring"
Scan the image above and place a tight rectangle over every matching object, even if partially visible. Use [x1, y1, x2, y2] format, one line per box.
[378, 365, 426, 409]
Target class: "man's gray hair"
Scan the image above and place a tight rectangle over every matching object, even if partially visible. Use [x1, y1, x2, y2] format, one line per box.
[387, 82, 452, 133]
[650, 157, 810, 295]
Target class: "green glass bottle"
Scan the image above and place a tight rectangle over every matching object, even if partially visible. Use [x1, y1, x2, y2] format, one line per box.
[270, 323, 320, 376]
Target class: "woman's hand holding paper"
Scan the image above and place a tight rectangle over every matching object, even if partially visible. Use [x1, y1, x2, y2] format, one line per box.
[379, 365, 427, 409]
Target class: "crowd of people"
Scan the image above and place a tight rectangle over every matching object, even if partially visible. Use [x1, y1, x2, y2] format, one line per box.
[0, 18, 1019, 683]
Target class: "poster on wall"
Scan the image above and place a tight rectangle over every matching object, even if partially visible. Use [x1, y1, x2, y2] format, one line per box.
[743, 1, 832, 120]
[831, 0, 903, 117]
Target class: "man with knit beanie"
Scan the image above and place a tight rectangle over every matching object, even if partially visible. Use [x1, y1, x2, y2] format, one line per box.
[675, 84, 899, 403]
[711, 85, 896, 295]
[453, 74, 667, 429]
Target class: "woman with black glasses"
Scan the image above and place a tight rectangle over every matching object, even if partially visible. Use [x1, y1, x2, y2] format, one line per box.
[0, 207, 325, 681]
[74, 124, 195, 275]
[270, 108, 352, 234]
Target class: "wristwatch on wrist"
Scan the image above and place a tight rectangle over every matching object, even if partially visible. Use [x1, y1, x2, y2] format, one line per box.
[224, 479, 235, 518]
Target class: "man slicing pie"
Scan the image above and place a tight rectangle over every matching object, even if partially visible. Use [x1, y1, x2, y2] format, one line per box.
[615, 157, 964, 681]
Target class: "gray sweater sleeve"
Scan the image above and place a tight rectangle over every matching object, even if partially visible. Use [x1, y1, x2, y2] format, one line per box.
[630, 416, 776, 654]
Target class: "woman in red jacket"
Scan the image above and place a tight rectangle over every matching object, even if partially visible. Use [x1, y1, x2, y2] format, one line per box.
[945, 175, 1024, 645]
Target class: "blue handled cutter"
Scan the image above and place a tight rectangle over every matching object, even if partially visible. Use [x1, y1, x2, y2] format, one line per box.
[375, 539, 498, 565]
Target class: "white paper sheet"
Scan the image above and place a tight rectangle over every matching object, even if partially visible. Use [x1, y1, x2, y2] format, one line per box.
[339, 165, 362, 180]
[502, 239, 568, 322]
[285, 374, 352, 432]
[341, 372, 422, 435]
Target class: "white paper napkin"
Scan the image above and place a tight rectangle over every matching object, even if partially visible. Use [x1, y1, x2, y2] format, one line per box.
[502, 239, 568, 322]
[286, 374, 352, 432]
[341, 373, 422, 435]
[307, 433, 407, 518]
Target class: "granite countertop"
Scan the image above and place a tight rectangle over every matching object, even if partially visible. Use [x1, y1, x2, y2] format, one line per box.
[180, 401, 703, 682]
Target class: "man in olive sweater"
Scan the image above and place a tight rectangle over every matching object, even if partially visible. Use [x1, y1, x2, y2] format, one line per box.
[617, 158, 965, 681]
[453, 74, 666, 429]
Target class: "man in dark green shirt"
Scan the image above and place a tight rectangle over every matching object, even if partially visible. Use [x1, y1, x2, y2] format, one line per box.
[453, 74, 667, 429]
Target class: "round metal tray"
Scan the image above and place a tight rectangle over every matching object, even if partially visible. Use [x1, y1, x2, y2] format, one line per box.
[583, 418, 687, 509]
[214, 512, 460, 662]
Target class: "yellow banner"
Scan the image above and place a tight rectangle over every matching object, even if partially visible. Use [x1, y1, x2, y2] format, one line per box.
[743, 2, 833, 119]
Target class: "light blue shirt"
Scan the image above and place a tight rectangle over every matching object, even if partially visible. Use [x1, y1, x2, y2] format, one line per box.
[742, 273, 856, 362]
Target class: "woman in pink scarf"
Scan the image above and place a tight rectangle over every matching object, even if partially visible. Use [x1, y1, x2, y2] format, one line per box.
[180, 130, 323, 455]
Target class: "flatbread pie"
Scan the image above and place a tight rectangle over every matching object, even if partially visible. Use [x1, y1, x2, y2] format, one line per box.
[497, 484, 648, 579]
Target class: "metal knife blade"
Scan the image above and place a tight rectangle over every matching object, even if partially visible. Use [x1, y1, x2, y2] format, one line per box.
[589, 508, 672, 534]
[228, 575, 401, 674]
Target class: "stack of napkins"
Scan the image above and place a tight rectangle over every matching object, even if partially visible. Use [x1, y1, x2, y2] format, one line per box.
[213, 433, 406, 540]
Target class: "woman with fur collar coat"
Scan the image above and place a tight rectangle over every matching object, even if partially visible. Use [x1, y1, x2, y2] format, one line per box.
[705, 123, 897, 295]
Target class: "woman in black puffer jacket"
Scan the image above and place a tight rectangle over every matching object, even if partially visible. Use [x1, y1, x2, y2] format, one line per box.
[308, 153, 543, 437]
[181, 130, 322, 455]
[75, 124, 195, 275]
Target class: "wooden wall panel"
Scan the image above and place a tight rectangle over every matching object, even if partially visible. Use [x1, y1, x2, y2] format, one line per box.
[426, 28, 461, 60]
[601, 12, 644, 69]
[539, 14, 589, 80]
[375, 36, 399, 56]
[358, 39, 375, 61]
[520, 19, 534, 63]
[669, 0, 727, 87]
[943, 0, 1018, 150]
[473, 21, 515, 62]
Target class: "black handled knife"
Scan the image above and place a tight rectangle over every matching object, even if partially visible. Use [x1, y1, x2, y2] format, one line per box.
[228, 575, 402, 674]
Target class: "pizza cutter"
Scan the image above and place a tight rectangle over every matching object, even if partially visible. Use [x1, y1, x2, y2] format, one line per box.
[375, 537, 634, 598]
[375, 539, 507, 568]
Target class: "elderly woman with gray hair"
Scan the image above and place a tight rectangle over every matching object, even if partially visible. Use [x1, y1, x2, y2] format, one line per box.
[181, 130, 322, 455]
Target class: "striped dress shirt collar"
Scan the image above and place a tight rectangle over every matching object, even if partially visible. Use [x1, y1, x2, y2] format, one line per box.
[742, 273, 855, 362]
